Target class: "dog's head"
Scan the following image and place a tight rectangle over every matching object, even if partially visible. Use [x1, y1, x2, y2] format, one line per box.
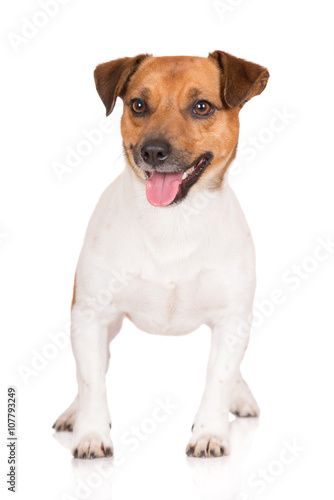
[94, 52, 269, 207]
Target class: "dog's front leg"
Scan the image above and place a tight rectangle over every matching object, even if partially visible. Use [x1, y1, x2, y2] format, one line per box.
[186, 313, 253, 458]
[70, 307, 114, 459]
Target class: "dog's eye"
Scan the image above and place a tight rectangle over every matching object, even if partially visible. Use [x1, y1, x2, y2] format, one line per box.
[131, 98, 147, 114]
[193, 100, 214, 117]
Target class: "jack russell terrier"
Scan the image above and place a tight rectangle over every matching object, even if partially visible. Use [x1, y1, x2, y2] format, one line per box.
[53, 51, 269, 459]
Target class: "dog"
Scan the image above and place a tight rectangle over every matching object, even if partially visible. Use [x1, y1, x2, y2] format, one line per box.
[53, 51, 269, 459]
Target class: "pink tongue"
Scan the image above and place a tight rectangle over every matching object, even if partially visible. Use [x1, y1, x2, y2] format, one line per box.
[146, 171, 183, 206]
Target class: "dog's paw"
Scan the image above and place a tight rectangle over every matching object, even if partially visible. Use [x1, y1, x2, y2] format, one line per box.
[52, 410, 76, 432]
[53, 398, 78, 432]
[186, 434, 230, 458]
[230, 380, 259, 418]
[72, 433, 114, 459]
[230, 400, 259, 418]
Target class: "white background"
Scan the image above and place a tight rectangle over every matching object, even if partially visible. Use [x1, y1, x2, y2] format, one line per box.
[1, 0, 334, 499]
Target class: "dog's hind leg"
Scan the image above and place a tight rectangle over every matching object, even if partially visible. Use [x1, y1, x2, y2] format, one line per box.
[52, 396, 78, 432]
[230, 371, 260, 418]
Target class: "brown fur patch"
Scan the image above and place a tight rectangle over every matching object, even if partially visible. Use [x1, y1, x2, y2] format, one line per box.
[71, 274, 76, 309]
[94, 54, 150, 116]
[120, 56, 241, 191]
[209, 51, 269, 108]
[94, 52, 269, 193]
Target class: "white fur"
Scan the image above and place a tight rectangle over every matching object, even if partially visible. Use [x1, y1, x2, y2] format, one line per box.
[55, 163, 259, 458]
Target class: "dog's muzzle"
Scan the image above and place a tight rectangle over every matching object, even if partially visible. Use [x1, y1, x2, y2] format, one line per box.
[133, 138, 213, 207]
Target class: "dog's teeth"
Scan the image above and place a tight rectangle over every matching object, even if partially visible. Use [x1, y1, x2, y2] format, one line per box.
[183, 167, 195, 180]
[182, 166, 195, 181]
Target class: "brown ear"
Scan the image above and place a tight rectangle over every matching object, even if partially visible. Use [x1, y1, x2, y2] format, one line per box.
[209, 51, 269, 108]
[94, 54, 150, 116]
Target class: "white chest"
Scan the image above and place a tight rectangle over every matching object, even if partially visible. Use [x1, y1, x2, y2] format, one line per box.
[77, 171, 255, 336]
[113, 265, 229, 335]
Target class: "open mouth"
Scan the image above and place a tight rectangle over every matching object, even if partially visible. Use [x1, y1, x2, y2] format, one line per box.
[144, 153, 213, 207]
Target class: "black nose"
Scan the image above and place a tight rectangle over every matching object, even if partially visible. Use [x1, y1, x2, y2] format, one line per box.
[140, 139, 171, 166]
